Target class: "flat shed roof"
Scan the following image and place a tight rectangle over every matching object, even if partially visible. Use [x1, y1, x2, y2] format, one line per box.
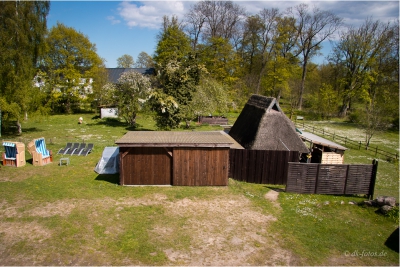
[115, 131, 243, 148]
[299, 131, 348, 151]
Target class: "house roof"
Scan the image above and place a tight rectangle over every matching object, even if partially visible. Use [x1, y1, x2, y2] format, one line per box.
[115, 131, 243, 148]
[298, 131, 348, 151]
[106, 68, 155, 83]
[228, 95, 309, 153]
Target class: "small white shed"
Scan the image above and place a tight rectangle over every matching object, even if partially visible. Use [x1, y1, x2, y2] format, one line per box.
[100, 107, 118, 119]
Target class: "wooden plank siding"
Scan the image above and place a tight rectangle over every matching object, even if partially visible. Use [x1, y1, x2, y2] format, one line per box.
[286, 162, 377, 197]
[229, 149, 300, 185]
[173, 148, 229, 186]
[119, 147, 172, 185]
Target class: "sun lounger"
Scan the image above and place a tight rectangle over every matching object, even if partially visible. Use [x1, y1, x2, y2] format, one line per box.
[72, 143, 86, 156]
[64, 143, 79, 155]
[57, 142, 72, 155]
[79, 143, 93, 156]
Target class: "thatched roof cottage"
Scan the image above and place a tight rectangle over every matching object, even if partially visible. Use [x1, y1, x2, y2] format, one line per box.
[229, 95, 309, 154]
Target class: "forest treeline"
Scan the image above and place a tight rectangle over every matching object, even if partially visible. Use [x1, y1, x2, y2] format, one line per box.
[0, 1, 398, 140]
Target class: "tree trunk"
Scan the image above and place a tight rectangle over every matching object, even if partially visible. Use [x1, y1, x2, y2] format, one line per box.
[298, 61, 308, 110]
[129, 113, 137, 127]
[276, 88, 282, 103]
[16, 120, 22, 135]
[339, 103, 348, 118]
[256, 60, 267, 95]
[339, 98, 350, 118]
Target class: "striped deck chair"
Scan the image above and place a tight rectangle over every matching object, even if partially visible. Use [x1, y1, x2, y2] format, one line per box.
[2, 141, 26, 167]
[27, 138, 53, 166]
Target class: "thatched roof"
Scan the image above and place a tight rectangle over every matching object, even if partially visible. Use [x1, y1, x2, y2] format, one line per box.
[229, 95, 309, 153]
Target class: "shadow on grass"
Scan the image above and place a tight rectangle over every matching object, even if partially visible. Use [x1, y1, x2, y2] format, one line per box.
[1, 127, 43, 138]
[385, 227, 399, 252]
[95, 174, 120, 184]
[87, 118, 154, 131]
[265, 186, 286, 192]
[88, 118, 127, 127]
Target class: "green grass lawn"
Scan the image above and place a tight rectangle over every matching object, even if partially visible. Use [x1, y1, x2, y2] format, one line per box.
[0, 113, 398, 265]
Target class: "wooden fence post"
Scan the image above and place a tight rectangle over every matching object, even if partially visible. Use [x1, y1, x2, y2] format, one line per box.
[368, 159, 378, 200]
[359, 141, 361, 150]
[314, 164, 321, 194]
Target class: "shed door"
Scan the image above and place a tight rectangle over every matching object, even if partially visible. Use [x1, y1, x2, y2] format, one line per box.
[120, 147, 172, 185]
[173, 148, 229, 186]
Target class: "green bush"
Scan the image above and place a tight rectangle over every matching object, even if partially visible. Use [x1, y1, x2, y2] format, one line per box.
[385, 206, 399, 224]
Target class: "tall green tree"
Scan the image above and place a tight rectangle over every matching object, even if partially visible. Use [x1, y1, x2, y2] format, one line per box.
[0, 1, 50, 133]
[117, 54, 134, 68]
[152, 16, 204, 129]
[153, 56, 205, 129]
[331, 19, 398, 146]
[153, 15, 192, 66]
[134, 51, 154, 68]
[289, 3, 342, 109]
[43, 23, 105, 113]
[198, 37, 239, 84]
[190, 77, 230, 118]
[331, 18, 396, 117]
[185, 0, 246, 48]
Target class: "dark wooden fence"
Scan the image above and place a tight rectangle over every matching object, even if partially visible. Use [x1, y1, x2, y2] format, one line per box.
[295, 121, 398, 162]
[199, 116, 229, 125]
[229, 149, 300, 184]
[286, 160, 378, 199]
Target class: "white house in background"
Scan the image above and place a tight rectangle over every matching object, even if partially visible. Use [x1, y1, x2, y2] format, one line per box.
[33, 75, 93, 99]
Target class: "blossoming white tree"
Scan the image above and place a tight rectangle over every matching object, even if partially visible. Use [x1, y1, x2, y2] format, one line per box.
[102, 71, 152, 126]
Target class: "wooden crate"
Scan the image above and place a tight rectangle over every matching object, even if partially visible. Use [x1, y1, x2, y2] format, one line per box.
[321, 152, 344, 164]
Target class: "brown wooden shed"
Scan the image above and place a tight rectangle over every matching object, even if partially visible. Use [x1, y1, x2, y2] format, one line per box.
[115, 131, 240, 186]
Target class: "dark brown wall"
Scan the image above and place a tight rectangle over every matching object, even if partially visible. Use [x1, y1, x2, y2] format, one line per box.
[119, 147, 229, 186]
[229, 149, 300, 184]
[173, 148, 229, 186]
[119, 147, 172, 185]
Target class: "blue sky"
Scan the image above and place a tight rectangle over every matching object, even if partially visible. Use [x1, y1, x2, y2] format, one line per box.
[47, 1, 399, 68]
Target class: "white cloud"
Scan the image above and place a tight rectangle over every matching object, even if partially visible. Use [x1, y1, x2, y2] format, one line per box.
[115, 1, 398, 30]
[107, 16, 121, 25]
[117, 1, 191, 29]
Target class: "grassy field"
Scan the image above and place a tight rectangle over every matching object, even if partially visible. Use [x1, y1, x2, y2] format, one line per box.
[0, 113, 398, 265]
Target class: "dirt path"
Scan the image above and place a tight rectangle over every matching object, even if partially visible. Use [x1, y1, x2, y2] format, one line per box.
[0, 193, 297, 265]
